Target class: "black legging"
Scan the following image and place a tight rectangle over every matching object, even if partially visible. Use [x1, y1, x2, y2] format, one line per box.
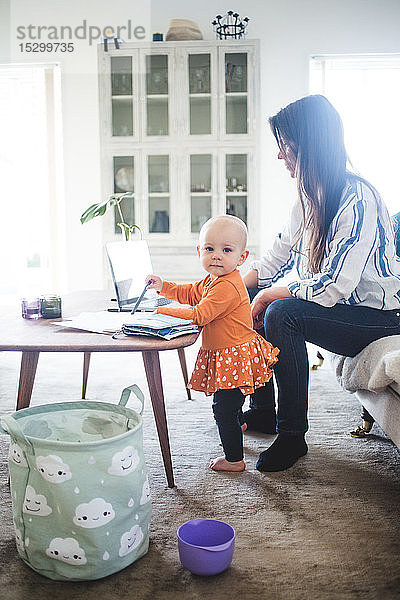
[212, 388, 246, 462]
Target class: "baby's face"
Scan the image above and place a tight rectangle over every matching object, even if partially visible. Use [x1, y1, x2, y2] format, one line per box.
[197, 220, 248, 278]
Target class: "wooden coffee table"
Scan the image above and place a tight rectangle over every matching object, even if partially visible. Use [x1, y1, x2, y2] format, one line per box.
[0, 291, 200, 488]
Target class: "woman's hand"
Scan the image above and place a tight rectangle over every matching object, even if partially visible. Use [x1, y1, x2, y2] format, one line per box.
[251, 286, 293, 329]
[145, 274, 163, 292]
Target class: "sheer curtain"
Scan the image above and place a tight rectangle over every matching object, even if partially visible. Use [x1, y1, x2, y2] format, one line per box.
[0, 63, 64, 304]
[310, 54, 400, 215]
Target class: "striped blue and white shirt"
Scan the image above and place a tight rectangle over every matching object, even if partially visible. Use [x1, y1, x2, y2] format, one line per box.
[250, 179, 400, 309]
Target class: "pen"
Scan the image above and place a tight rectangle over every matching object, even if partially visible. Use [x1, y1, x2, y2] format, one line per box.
[131, 280, 152, 315]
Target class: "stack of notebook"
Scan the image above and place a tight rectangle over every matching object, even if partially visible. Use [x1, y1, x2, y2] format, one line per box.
[122, 313, 199, 340]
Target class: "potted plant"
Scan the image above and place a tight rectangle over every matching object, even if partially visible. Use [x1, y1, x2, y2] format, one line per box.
[80, 192, 143, 241]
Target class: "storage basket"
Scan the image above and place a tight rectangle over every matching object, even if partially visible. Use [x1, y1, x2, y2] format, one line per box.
[0, 385, 152, 581]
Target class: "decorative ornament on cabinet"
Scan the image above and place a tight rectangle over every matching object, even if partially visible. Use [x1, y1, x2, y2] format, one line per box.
[212, 12, 249, 40]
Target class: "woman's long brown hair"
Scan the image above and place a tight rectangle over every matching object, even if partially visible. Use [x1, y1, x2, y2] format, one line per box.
[269, 95, 348, 273]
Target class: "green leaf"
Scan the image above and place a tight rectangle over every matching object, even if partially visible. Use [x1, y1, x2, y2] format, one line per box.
[130, 224, 143, 240]
[117, 222, 131, 241]
[108, 196, 119, 207]
[81, 204, 107, 223]
[80, 199, 110, 223]
[80, 192, 138, 233]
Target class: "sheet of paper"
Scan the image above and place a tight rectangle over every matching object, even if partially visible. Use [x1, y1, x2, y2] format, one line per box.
[53, 311, 129, 334]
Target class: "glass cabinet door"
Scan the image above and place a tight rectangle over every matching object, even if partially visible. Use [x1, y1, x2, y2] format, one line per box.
[148, 155, 170, 233]
[145, 55, 169, 136]
[226, 154, 247, 224]
[113, 156, 135, 233]
[224, 52, 248, 135]
[190, 154, 212, 232]
[111, 57, 134, 137]
[100, 42, 258, 247]
[188, 54, 211, 135]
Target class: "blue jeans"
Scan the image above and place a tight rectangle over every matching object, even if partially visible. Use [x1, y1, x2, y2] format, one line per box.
[248, 291, 400, 435]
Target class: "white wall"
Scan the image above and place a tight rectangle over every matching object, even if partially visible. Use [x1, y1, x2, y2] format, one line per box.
[1, 0, 151, 293]
[2, 0, 400, 292]
[153, 0, 400, 259]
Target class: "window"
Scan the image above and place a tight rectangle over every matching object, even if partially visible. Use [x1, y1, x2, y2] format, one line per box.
[0, 63, 64, 299]
[310, 54, 400, 214]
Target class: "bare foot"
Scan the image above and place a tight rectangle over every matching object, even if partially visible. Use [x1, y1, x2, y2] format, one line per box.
[209, 457, 245, 472]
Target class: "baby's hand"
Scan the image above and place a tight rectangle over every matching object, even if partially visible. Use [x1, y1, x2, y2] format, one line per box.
[146, 274, 163, 292]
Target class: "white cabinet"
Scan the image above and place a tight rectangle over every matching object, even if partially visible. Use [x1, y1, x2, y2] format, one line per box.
[98, 40, 260, 280]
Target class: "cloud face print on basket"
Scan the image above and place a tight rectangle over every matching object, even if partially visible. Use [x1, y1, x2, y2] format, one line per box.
[73, 498, 115, 528]
[14, 527, 24, 552]
[46, 537, 87, 565]
[9, 442, 28, 467]
[140, 476, 151, 505]
[108, 446, 140, 476]
[36, 455, 72, 483]
[119, 524, 144, 557]
[23, 484, 52, 516]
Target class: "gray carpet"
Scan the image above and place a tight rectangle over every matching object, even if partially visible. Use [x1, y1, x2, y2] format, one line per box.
[0, 344, 399, 600]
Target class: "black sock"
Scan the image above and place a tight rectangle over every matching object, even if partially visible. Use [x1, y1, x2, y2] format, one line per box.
[242, 384, 276, 434]
[242, 408, 276, 434]
[255, 433, 308, 472]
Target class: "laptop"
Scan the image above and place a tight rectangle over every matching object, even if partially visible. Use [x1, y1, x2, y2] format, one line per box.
[106, 241, 173, 312]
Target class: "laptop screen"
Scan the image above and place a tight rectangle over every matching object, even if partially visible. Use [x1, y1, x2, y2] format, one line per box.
[106, 241, 157, 307]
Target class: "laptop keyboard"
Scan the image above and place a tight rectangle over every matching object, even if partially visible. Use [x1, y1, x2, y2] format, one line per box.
[139, 297, 172, 307]
[110, 297, 173, 312]
[154, 297, 172, 307]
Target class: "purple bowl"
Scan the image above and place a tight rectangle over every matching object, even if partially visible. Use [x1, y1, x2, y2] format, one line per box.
[177, 518, 235, 576]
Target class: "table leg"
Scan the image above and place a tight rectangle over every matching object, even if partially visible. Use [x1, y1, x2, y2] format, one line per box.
[142, 350, 175, 488]
[177, 348, 192, 400]
[82, 352, 91, 399]
[17, 351, 40, 411]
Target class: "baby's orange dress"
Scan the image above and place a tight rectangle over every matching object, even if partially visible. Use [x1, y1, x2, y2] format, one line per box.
[156, 270, 279, 396]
